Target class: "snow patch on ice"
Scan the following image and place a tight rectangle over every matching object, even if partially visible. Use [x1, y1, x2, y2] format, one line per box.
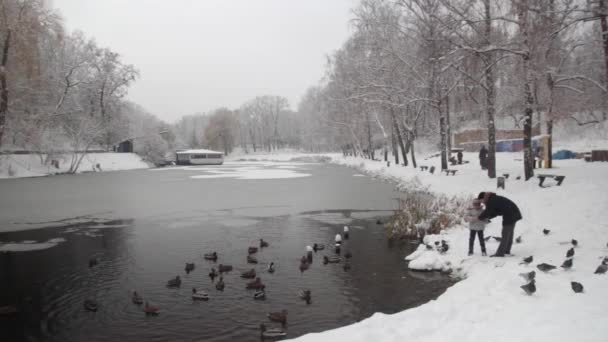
[0, 237, 66, 252]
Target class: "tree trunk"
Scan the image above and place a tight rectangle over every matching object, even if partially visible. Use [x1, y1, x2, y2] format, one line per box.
[483, 0, 497, 179]
[599, 1, 608, 103]
[409, 131, 417, 168]
[365, 112, 374, 160]
[438, 98, 448, 170]
[547, 119, 553, 168]
[518, 1, 535, 180]
[0, 29, 11, 148]
[391, 123, 399, 165]
[445, 92, 452, 154]
[391, 107, 408, 166]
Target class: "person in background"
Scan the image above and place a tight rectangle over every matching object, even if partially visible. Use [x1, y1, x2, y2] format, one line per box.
[466, 199, 488, 256]
[457, 150, 463, 165]
[479, 145, 488, 170]
[477, 192, 522, 257]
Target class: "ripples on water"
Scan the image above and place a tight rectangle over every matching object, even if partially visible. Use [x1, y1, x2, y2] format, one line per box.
[0, 212, 455, 342]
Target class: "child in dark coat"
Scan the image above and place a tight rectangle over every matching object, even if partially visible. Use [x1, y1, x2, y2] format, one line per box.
[466, 199, 488, 256]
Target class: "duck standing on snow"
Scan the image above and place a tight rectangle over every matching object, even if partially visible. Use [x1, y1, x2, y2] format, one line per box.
[343, 226, 349, 240]
[561, 258, 573, 270]
[537, 263, 557, 272]
[132, 291, 143, 305]
[520, 280, 536, 295]
[519, 271, 535, 282]
[259, 323, 286, 339]
[594, 263, 607, 274]
[520, 256, 533, 265]
[571, 281, 584, 293]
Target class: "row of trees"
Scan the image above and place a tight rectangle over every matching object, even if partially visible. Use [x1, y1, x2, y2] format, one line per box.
[1, 0, 171, 171]
[296, 0, 608, 180]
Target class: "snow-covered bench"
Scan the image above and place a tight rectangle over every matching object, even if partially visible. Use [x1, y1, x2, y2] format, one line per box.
[537, 174, 566, 187]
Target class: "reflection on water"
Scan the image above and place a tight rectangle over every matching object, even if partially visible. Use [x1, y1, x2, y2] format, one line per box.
[0, 212, 455, 342]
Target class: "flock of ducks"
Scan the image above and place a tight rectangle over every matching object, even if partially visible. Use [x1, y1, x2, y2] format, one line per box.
[85, 232, 356, 339]
[518, 232, 608, 296]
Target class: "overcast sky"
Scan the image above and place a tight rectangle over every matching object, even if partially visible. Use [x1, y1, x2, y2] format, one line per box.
[52, 0, 355, 122]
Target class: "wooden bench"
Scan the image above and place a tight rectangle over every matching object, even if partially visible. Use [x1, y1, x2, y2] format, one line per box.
[442, 169, 457, 176]
[429, 166, 436, 174]
[537, 174, 566, 187]
[420, 165, 429, 171]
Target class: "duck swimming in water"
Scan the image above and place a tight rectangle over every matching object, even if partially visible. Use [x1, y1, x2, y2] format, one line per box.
[203, 252, 218, 261]
[192, 288, 210, 300]
[185, 263, 195, 274]
[260, 323, 286, 339]
[84, 299, 98, 312]
[260, 239, 269, 248]
[88, 258, 98, 268]
[209, 267, 219, 281]
[299, 261, 310, 272]
[267, 262, 275, 273]
[241, 268, 257, 279]
[313, 243, 325, 251]
[254, 290, 266, 300]
[247, 255, 258, 264]
[246, 277, 266, 290]
[298, 289, 311, 304]
[323, 255, 340, 264]
[167, 276, 181, 288]
[132, 291, 143, 305]
[218, 264, 233, 273]
[144, 302, 160, 315]
[215, 276, 225, 291]
[248, 246, 258, 254]
[267, 309, 288, 325]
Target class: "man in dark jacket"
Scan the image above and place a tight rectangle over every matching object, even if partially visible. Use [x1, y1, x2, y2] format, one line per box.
[479, 145, 488, 170]
[477, 192, 522, 257]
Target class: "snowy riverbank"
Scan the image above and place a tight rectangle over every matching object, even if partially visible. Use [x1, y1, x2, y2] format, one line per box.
[230, 151, 608, 342]
[0, 152, 151, 179]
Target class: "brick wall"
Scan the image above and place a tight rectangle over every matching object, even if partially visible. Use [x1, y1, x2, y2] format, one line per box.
[454, 125, 541, 147]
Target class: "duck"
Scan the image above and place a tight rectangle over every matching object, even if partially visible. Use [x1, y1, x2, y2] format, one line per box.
[248, 246, 258, 254]
[246, 277, 266, 290]
[204, 252, 218, 261]
[209, 267, 219, 281]
[335, 234, 342, 243]
[247, 255, 258, 264]
[343, 262, 351, 271]
[267, 309, 288, 325]
[192, 288, 209, 300]
[218, 264, 233, 273]
[144, 302, 160, 315]
[537, 263, 557, 272]
[323, 255, 341, 264]
[267, 262, 275, 273]
[241, 268, 257, 279]
[185, 262, 195, 274]
[343, 226, 350, 239]
[215, 276, 225, 291]
[260, 239, 269, 248]
[344, 251, 352, 259]
[299, 262, 310, 272]
[298, 289, 311, 304]
[300, 256, 307, 264]
[84, 299, 98, 312]
[313, 243, 325, 251]
[260, 323, 286, 339]
[167, 276, 181, 288]
[254, 290, 266, 300]
[132, 291, 143, 305]
[88, 258, 98, 268]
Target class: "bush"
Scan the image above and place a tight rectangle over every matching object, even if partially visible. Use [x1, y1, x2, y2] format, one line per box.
[386, 190, 470, 240]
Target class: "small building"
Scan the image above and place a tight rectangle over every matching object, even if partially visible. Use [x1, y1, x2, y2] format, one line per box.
[175, 149, 224, 165]
[113, 139, 133, 153]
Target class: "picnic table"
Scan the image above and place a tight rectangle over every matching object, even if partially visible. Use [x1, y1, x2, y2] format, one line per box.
[537, 174, 566, 187]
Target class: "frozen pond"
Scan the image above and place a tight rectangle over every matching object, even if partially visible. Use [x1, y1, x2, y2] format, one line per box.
[0, 161, 454, 341]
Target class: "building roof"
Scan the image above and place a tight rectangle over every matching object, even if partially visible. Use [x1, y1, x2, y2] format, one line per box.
[176, 149, 223, 154]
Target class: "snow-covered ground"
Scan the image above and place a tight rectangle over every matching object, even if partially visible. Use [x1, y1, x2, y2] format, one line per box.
[230, 150, 608, 342]
[0, 152, 151, 178]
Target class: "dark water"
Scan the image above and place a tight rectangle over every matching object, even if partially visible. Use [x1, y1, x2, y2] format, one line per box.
[0, 162, 454, 341]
